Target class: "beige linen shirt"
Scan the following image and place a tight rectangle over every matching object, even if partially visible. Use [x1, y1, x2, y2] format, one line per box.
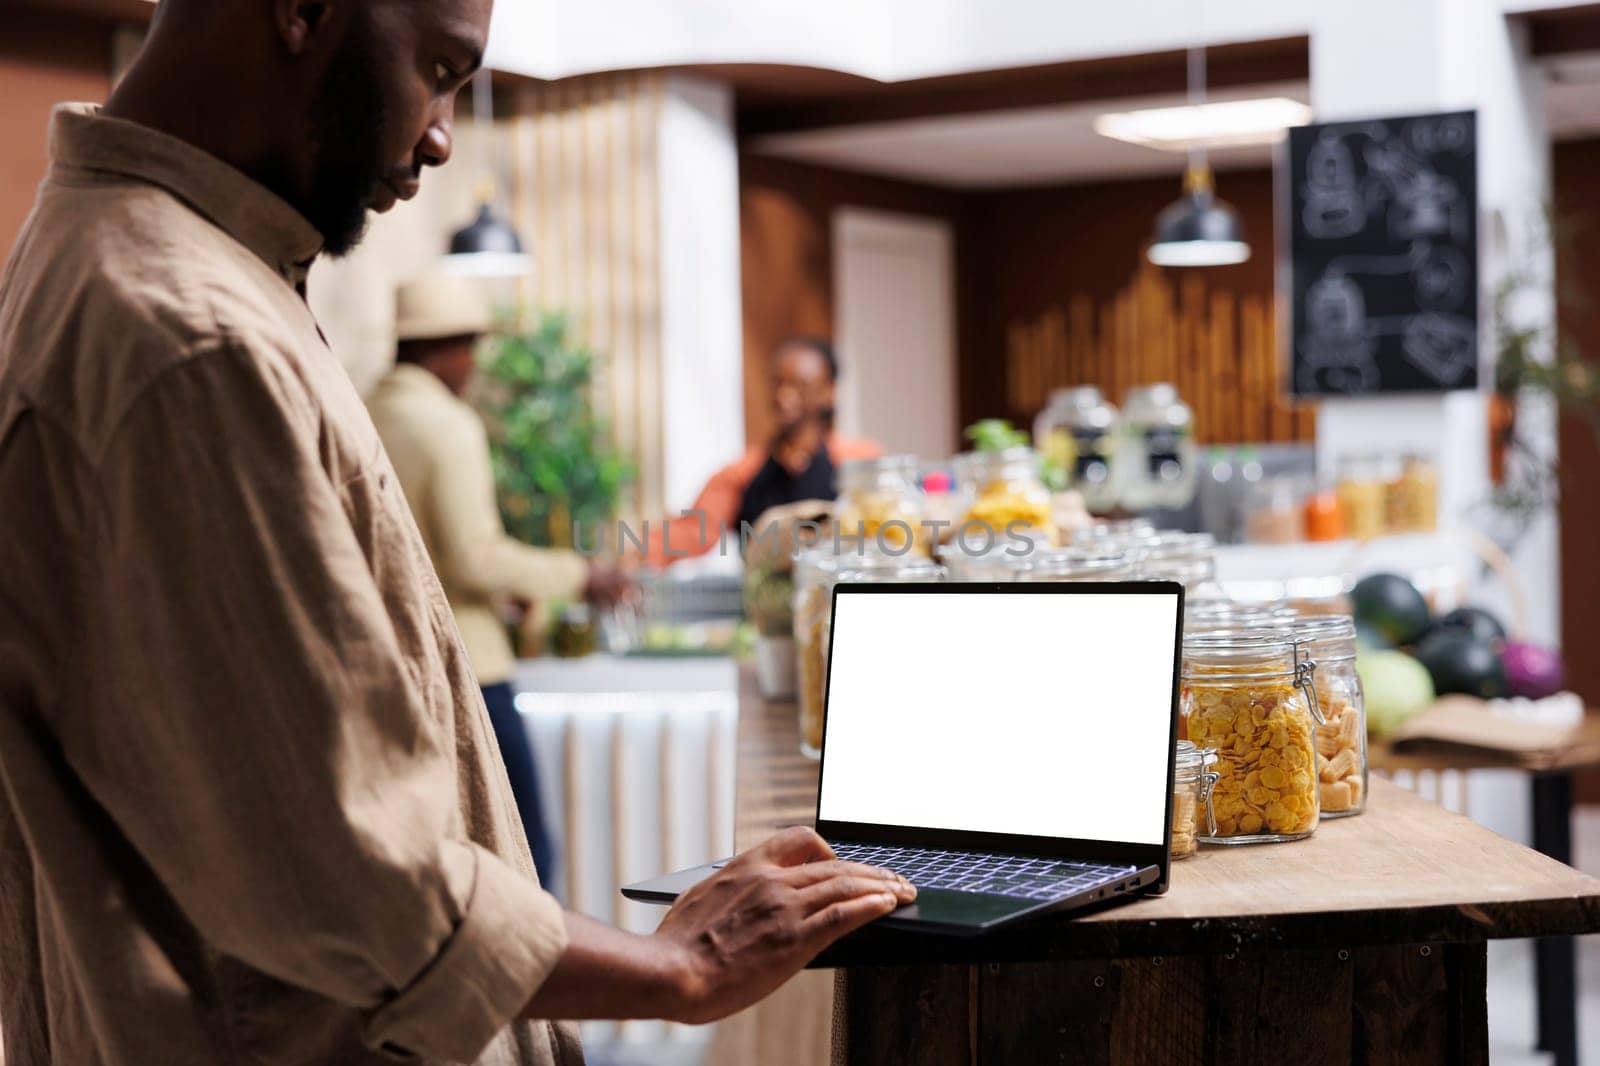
[367, 364, 588, 685]
[0, 105, 581, 1066]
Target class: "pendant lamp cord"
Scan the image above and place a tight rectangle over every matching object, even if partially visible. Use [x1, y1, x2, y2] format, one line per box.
[1185, 1, 1211, 195]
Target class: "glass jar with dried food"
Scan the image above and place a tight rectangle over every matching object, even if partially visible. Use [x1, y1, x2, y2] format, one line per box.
[1015, 546, 1136, 582]
[954, 447, 1057, 545]
[1385, 454, 1439, 534]
[1033, 387, 1120, 514]
[1118, 383, 1198, 511]
[1181, 629, 1323, 844]
[1293, 613, 1367, 817]
[792, 549, 841, 759]
[1137, 533, 1223, 598]
[1302, 482, 1346, 542]
[835, 455, 927, 555]
[1172, 740, 1219, 860]
[1336, 456, 1387, 541]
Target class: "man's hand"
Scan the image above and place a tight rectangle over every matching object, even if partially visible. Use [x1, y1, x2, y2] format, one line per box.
[521, 827, 913, 1023]
[582, 562, 636, 608]
[653, 827, 915, 1023]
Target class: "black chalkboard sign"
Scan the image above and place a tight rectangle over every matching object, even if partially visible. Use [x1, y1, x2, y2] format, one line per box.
[1286, 110, 1477, 396]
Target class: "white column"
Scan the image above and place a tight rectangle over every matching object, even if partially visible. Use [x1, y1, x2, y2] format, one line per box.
[655, 75, 745, 523]
[1309, 0, 1558, 644]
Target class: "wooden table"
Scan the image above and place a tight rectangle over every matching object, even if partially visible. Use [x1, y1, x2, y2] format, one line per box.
[1369, 711, 1600, 1066]
[737, 686, 1600, 1064]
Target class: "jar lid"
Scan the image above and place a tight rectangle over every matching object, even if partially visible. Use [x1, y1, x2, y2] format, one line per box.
[839, 454, 920, 481]
[835, 548, 945, 582]
[1291, 613, 1358, 660]
[1182, 628, 1300, 679]
[1017, 547, 1132, 580]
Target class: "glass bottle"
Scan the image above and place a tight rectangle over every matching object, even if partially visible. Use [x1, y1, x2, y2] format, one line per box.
[1033, 386, 1120, 514]
[1181, 629, 1324, 844]
[835, 455, 927, 555]
[1117, 383, 1198, 511]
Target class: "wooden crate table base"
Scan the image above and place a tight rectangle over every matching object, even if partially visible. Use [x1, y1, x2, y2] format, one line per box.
[729, 680, 1600, 1066]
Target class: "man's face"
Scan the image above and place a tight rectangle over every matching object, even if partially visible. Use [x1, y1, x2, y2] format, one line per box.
[298, 0, 492, 255]
[770, 344, 835, 432]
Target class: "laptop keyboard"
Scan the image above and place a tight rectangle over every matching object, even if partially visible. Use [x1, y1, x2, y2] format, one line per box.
[830, 842, 1137, 902]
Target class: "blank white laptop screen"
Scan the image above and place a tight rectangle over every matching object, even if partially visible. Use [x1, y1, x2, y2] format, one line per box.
[817, 590, 1179, 846]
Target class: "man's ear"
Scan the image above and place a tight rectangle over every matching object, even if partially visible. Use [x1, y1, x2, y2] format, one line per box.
[274, 0, 333, 56]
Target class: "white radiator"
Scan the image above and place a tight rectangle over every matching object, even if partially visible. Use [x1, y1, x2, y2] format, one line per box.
[513, 656, 740, 1052]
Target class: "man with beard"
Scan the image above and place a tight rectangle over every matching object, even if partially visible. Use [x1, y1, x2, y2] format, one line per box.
[0, 2, 913, 1065]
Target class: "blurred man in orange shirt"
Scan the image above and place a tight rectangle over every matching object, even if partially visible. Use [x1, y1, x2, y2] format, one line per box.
[643, 337, 881, 565]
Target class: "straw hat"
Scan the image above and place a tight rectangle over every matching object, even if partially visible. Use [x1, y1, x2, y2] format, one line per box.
[394, 273, 494, 342]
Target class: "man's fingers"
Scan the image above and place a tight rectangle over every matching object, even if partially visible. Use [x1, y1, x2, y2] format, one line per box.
[778, 860, 911, 893]
[737, 826, 834, 869]
[798, 892, 901, 951]
[794, 874, 916, 913]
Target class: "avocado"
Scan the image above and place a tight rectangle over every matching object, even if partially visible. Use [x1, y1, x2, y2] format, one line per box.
[1428, 606, 1509, 651]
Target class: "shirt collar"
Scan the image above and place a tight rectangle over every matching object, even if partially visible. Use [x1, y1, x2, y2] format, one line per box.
[48, 104, 324, 289]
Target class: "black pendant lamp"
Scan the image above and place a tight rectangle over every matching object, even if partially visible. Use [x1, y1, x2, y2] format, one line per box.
[443, 71, 534, 278]
[1146, 42, 1250, 268]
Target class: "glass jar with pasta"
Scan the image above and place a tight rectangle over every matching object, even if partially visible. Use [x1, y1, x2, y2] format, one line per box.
[835, 455, 927, 555]
[954, 447, 1056, 546]
[1293, 613, 1367, 817]
[792, 548, 841, 759]
[1181, 630, 1324, 844]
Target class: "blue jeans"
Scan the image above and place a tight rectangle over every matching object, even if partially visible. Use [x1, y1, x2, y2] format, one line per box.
[480, 682, 557, 889]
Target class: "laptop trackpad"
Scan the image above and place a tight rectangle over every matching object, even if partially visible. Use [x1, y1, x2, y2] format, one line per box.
[880, 888, 1037, 932]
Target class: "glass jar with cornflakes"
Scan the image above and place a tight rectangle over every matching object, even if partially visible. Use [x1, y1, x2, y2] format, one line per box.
[1293, 613, 1366, 817]
[1016, 546, 1136, 582]
[1181, 630, 1324, 844]
[793, 548, 841, 759]
[1172, 740, 1219, 860]
[836, 455, 927, 555]
[954, 447, 1057, 546]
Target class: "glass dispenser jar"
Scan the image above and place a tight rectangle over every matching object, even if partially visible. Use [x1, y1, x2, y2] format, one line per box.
[1172, 740, 1219, 860]
[1117, 383, 1198, 511]
[1294, 613, 1367, 817]
[835, 455, 926, 555]
[1033, 386, 1119, 513]
[1181, 630, 1324, 844]
[954, 447, 1056, 545]
[1016, 547, 1136, 582]
[792, 549, 841, 759]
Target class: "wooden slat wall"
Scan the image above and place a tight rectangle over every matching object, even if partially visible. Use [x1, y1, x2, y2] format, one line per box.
[509, 73, 665, 522]
[1005, 261, 1315, 445]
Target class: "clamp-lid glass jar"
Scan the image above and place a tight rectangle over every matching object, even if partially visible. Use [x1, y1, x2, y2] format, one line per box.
[1172, 740, 1219, 860]
[1182, 629, 1324, 844]
[1015, 547, 1136, 583]
[792, 549, 841, 759]
[954, 447, 1056, 545]
[1294, 613, 1367, 817]
[835, 455, 926, 555]
[1032, 386, 1119, 514]
[1118, 383, 1198, 511]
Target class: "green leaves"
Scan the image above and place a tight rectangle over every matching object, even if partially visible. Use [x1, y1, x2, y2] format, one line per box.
[474, 313, 636, 548]
[963, 418, 1030, 452]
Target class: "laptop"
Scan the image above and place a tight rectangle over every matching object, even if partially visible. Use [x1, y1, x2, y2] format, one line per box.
[622, 580, 1184, 934]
